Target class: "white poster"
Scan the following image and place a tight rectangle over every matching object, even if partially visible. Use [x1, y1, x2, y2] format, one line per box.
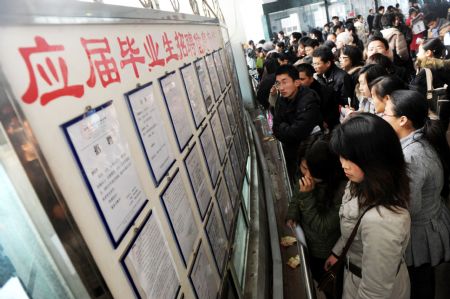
[205, 54, 221, 100]
[209, 112, 226, 163]
[122, 214, 179, 299]
[199, 125, 220, 187]
[161, 171, 199, 264]
[63, 102, 147, 246]
[224, 93, 237, 133]
[184, 145, 212, 219]
[217, 101, 232, 146]
[127, 83, 175, 185]
[206, 205, 228, 275]
[180, 64, 207, 128]
[212, 51, 226, 92]
[190, 242, 219, 299]
[215, 179, 233, 237]
[160, 72, 193, 151]
[195, 59, 214, 111]
[229, 143, 240, 185]
[219, 49, 231, 84]
[224, 158, 238, 208]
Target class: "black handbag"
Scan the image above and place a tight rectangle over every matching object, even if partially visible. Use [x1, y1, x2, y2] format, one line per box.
[318, 205, 375, 298]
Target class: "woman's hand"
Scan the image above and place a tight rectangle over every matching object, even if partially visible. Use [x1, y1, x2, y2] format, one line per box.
[299, 176, 315, 193]
[324, 254, 338, 271]
[286, 219, 297, 228]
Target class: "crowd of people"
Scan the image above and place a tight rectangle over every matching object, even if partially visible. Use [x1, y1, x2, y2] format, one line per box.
[247, 2, 450, 299]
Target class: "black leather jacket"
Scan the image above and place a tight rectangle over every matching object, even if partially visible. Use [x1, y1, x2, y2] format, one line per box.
[273, 86, 322, 147]
[316, 64, 354, 106]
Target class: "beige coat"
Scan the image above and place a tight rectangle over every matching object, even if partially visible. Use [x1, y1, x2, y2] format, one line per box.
[381, 27, 409, 61]
[332, 186, 411, 299]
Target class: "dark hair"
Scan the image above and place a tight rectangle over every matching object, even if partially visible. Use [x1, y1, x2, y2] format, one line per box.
[249, 40, 254, 45]
[258, 39, 266, 44]
[368, 36, 389, 50]
[342, 45, 364, 67]
[275, 64, 299, 80]
[389, 90, 450, 197]
[312, 46, 334, 63]
[369, 75, 406, 96]
[323, 40, 336, 50]
[366, 53, 395, 74]
[332, 25, 342, 33]
[424, 12, 437, 24]
[378, 6, 385, 12]
[264, 57, 281, 74]
[422, 38, 446, 58]
[278, 30, 285, 35]
[304, 38, 320, 49]
[358, 64, 389, 86]
[276, 42, 286, 50]
[277, 53, 290, 62]
[381, 12, 396, 28]
[299, 36, 311, 47]
[330, 113, 410, 210]
[310, 29, 324, 43]
[345, 22, 356, 33]
[291, 32, 302, 42]
[296, 63, 315, 77]
[332, 16, 339, 20]
[304, 139, 345, 211]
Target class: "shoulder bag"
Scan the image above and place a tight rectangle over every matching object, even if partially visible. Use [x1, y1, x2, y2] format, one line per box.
[318, 205, 375, 298]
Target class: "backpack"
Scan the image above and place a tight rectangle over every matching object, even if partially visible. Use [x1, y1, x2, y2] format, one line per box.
[424, 68, 449, 116]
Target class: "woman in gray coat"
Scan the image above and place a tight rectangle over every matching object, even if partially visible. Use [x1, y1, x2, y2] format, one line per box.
[382, 90, 450, 299]
[326, 113, 411, 299]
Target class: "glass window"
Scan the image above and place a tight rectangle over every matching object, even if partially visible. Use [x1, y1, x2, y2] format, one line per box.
[0, 125, 90, 299]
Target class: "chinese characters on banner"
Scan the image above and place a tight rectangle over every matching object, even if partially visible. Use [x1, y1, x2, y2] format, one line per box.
[17, 30, 219, 106]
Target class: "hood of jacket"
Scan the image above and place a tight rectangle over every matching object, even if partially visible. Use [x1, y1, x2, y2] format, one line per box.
[381, 27, 401, 40]
[417, 57, 450, 70]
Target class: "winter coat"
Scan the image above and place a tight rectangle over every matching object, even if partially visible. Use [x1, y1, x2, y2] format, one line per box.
[286, 180, 345, 259]
[272, 86, 322, 147]
[316, 64, 354, 106]
[409, 57, 450, 98]
[401, 129, 450, 267]
[381, 27, 409, 61]
[309, 79, 340, 130]
[332, 186, 411, 299]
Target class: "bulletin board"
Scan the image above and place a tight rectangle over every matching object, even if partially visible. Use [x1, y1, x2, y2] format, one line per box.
[0, 1, 249, 298]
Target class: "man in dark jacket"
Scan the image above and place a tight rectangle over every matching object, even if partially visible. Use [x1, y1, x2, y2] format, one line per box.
[296, 63, 339, 131]
[372, 6, 385, 33]
[272, 65, 322, 182]
[312, 46, 354, 107]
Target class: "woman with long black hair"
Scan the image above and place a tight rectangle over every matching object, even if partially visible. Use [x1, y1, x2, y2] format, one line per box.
[325, 113, 411, 299]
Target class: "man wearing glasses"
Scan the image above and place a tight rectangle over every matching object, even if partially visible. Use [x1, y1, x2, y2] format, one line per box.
[272, 64, 322, 183]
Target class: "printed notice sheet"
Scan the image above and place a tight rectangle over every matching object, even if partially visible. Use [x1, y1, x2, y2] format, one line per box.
[122, 214, 179, 299]
[63, 102, 147, 246]
[190, 242, 219, 299]
[224, 93, 236, 133]
[126, 83, 175, 184]
[184, 145, 212, 219]
[210, 112, 226, 163]
[206, 206, 228, 275]
[229, 143, 240, 184]
[199, 125, 220, 187]
[180, 64, 207, 128]
[215, 179, 234, 237]
[224, 158, 238, 208]
[213, 51, 226, 91]
[161, 171, 199, 264]
[205, 54, 221, 100]
[219, 49, 230, 84]
[160, 72, 193, 150]
[195, 59, 214, 111]
[217, 102, 232, 145]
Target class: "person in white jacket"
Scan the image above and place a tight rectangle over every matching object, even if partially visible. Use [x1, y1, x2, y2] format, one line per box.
[326, 113, 411, 299]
